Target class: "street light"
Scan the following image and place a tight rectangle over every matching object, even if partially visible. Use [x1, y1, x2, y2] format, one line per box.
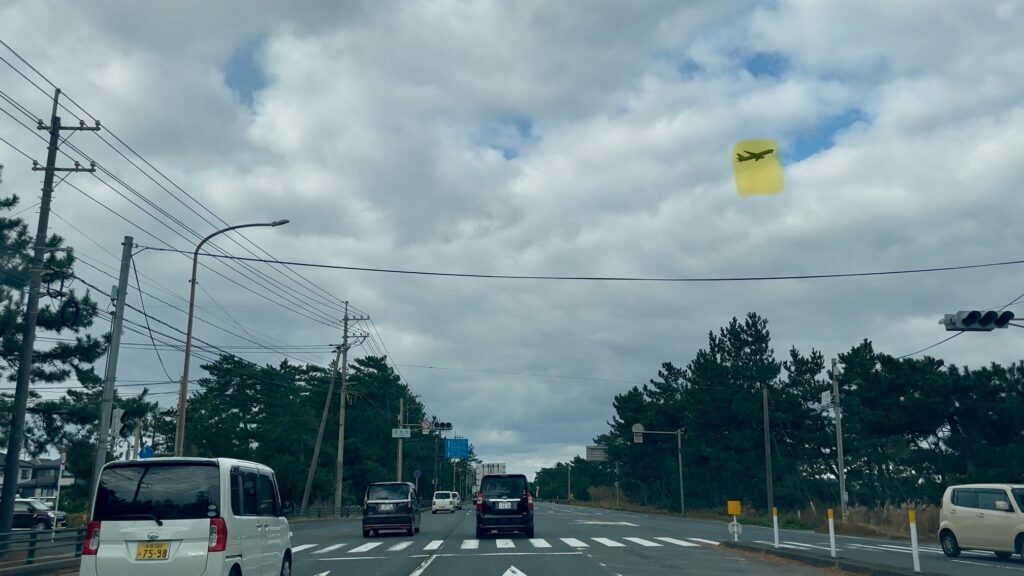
[173, 219, 289, 456]
[632, 423, 684, 515]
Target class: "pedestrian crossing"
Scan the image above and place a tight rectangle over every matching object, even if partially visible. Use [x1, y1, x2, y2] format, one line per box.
[754, 540, 952, 556]
[294, 535, 717, 555]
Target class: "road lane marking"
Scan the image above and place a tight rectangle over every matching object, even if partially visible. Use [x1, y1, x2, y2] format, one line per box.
[409, 554, 437, 576]
[389, 541, 413, 551]
[423, 540, 444, 551]
[875, 544, 943, 555]
[687, 538, 719, 546]
[496, 538, 515, 548]
[756, 540, 809, 550]
[623, 537, 661, 547]
[350, 542, 382, 553]
[461, 539, 480, 549]
[292, 544, 317, 552]
[312, 572, 330, 576]
[528, 538, 551, 548]
[784, 541, 834, 551]
[317, 556, 388, 560]
[561, 538, 589, 548]
[592, 538, 625, 547]
[312, 543, 347, 554]
[502, 566, 527, 576]
[655, 537, 699, 547]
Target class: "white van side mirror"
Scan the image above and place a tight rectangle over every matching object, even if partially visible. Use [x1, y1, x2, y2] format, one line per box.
[996, 500, 1011, 512]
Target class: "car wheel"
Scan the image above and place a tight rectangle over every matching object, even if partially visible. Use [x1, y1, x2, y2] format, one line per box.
[279, 555, 292, 576]
[31, 523, 46, 531]
[407, 527, 415, 536]
[476, 526, 485, 539]
[525, 524, 535, 538]
[995, 551, 1013, 560]
[362, 530, 370, 538]
[940, 530, 961, 558]
[432, 510, 436, 514]
[415, 525, 420, 533]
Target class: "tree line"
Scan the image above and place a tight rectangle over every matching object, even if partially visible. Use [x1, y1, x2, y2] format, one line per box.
[536, 312, 1024, 513]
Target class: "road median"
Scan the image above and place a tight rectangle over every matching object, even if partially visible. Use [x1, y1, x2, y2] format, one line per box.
[721, 541, 944, 576]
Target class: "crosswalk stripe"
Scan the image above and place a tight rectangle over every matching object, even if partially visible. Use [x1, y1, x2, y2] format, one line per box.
[423, 540, 444, 551]
[655, 537, 699, 547]
[623, 537, 662, 547]
[292, 544, 317, 553]
[349, 542, 382, 553]
[687, 538, 719, 546]
[561, 538, 589, 548]
[529, 538, 551, 548]
[592, 538, 625, 547]
[312, 543, 347, 554]
[461, 539, 480, 549]
[388, 541, 413, 551]
[496, 539, 515, 548]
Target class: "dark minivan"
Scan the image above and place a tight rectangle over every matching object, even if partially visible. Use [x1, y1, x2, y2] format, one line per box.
[476, 473, 533, 538]
[362, 481, 421, 537]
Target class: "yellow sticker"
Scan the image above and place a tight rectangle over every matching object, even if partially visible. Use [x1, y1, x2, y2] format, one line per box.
[732, 139, 783, 196]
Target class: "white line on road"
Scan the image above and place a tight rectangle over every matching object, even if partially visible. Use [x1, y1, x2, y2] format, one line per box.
[529, 538, 551, 548]
[592, 538, 625, 547]
[389, 541, 413, 551]
[687, 538, 719, 546]
[292, 544, 317, 553]
[312, 572, 331, 576]
[312, 543, 348, 554]
[409, 554, 437, 576]
[461, 539, 480, 549]
[349, 542, 382, 553]
[560, 538, 589, 548]
[424, 540, 444, 551]
[784, 541, 835, 551]
[502, 566, 528, 576]
[655, 537, 699, 547]
[623, 537, 661, 547]
[496, 539, 516, 548]
[953, 559, 1024, 572]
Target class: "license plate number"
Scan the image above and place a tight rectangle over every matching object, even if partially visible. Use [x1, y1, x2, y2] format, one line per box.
[498, 502, 513, 510]
[136, 542, 169, 560]
[380, 504, 394, 512]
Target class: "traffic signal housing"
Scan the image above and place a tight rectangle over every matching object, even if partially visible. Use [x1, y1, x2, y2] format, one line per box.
[942, 310, 1014, 331]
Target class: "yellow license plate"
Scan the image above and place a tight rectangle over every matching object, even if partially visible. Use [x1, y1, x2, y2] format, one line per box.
[135, 542, 169, 560]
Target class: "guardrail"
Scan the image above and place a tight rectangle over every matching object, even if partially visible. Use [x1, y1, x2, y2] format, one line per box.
[0, 527, 84, 575]
[291, 505, 364, 519]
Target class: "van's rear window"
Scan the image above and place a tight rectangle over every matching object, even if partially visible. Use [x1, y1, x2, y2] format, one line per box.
[367, 484, 410, 500]
[94, 463, 220, 521]
[481, 476, 526, 496]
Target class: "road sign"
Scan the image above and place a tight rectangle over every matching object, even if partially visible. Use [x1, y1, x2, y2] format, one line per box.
[728, 520, 742, 536]
[821, 390, 832, 407]
[445, 438, 469, 459]
[586, 445, 607, 462]
[727, 500, 741, 515]
[413, 469, 422, 479]
[139, 446, 154, 459]
[392, 428, 411, 439]
[632, 423, 645, 444]
[421, 418, 432, 431]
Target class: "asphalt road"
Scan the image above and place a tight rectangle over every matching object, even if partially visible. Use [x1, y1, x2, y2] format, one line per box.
[288, 502, 833, 576]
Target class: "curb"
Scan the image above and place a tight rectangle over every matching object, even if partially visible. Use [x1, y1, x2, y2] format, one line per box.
[721, 541, 944, 576]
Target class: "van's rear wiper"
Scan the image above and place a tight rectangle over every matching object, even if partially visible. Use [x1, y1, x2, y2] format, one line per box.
[110, 513, 163, 526]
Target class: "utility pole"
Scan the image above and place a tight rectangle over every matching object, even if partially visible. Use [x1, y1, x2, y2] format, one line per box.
[300, 343, 343, 513]
[763, 385, 774, 514]
[615, 462, 620, 508]
[832, 358, 848, 519]
[567, 462, 572, 502]
[1, 89, 98, 536]
[433, 434, 439, 491]
[676, 428, 685, 516]
[396, 397, 404, 481]
[88, 237, 133, 511]
[333, 303, 367, 512]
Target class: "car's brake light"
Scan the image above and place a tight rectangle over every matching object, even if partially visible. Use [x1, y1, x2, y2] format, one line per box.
[527, 491, 534, 510]
[83, 521, 101, 555]
[208, 517, 227, 552]
[475, 492, 483, 511]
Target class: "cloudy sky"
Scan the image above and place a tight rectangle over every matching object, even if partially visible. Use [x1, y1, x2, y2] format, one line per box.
[2, 1, 1023, 478]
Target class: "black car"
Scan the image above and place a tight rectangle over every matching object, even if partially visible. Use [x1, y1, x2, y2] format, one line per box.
[476, 473, 534, 538]
[13, 498, 67, 530]
[362, 481, 421, 537]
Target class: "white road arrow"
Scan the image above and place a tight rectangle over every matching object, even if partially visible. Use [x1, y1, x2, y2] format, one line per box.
[502, 566, 527, 576]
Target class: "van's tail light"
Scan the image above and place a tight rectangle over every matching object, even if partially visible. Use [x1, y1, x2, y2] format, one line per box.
[527, 491, 534, 510]
[208, 518, 227, 552]
[475, 492, 483, 511]
[83, 521, 101, 555]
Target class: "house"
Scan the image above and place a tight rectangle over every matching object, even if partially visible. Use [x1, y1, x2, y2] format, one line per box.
[0, 454, 75, 500]
[0, 453, 33, 491]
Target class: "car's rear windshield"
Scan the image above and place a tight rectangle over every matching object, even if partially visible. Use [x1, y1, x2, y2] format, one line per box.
[367, 484, 410, 500]
[434, 492, 450, 499]
[481, 476, 527, 497]
[94, 462, 220, 521]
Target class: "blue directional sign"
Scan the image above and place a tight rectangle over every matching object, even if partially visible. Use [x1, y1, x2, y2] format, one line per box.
[413, 469, 422, 479]
[139, 446, 154, 459]
[444, 438, 469, 459]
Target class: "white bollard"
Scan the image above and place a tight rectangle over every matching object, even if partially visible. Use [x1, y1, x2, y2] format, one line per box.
[827, 508, 836, 558]
[772, 507, 780, 548]
[909, 510, 921, 573]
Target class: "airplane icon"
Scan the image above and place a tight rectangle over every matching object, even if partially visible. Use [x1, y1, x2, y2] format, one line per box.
[735, 148, 774, 162]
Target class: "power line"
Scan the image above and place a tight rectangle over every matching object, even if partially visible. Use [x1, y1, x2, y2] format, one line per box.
[134, 246, 1024, 283]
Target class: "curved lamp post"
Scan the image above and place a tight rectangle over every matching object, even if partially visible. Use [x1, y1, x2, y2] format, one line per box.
[174, 219, 289, 456]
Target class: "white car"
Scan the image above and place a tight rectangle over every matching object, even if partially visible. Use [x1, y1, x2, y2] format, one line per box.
[80, 457, 294, 576]
[939, 483, 1024, 560]
[432, 491, 456, 514]
[453, 493, 462, 510]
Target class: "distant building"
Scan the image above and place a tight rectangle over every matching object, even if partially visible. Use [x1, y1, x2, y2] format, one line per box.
[0, 454, 75, 500]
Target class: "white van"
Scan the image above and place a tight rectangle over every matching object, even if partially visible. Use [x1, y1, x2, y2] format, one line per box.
[939, 483, 1024, 560]
[79, 457, 294, 576]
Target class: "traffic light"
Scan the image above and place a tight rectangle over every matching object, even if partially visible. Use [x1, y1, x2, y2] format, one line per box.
[434, 422, 453, 431]
[942, 310, 1015, 331]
